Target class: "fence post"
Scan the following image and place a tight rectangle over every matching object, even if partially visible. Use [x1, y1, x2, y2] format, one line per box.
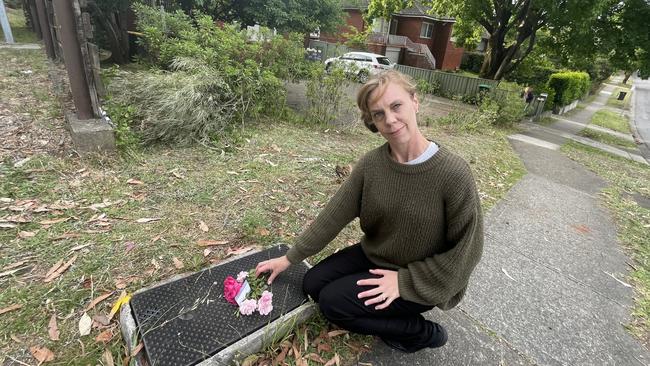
[35, 0, 55, 58]
[52, 0, 93, 119]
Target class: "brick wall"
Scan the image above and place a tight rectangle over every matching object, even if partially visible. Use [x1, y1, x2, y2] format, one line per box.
[442, 41, 464, 70]
[319, 9, 365, 44]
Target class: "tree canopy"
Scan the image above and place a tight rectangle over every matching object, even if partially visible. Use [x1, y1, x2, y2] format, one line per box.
[177, 0, 344, 34]
[368, 0, 610, 80]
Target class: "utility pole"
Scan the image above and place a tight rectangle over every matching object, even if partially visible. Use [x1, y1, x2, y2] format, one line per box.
[0, 0, 15, 43]
[52, 0, 93, 119]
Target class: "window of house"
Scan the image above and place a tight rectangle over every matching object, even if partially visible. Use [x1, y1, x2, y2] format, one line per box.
[420, 22, 434, 38]
[389, 19, 398, 35]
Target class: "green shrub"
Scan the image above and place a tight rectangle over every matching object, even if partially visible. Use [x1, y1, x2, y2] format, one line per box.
[305, 67, 356, 126]
[416, 79, 441, 96]
[481, 92, 525, 127]
[547, 71, 590, 107]
[461, 52, 484, 74]
[105, 101, 141, 152]
[107, 58, 286, 145]
[134, 4, 307, 80]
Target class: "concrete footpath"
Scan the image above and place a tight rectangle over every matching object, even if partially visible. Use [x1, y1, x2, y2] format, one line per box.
[361, 81, 650, 365]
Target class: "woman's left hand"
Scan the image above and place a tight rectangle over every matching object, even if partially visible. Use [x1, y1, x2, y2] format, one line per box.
[356, 269, 400, 310]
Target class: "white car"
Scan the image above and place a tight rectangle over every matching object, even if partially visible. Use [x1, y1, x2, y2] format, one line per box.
[324, 52, 395, 82]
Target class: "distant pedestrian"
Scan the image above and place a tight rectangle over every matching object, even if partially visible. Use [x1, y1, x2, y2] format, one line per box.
[521, 87, 534, 104]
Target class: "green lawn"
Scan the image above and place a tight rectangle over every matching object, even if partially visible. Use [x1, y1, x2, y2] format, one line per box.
[562, 142, 650, 344]
[1, 7, 38, 44]
[591, 109, 632, 134]
[607, 87, 632, 110]
[578, 128, 637, 150]
[0, 47, 526, 364]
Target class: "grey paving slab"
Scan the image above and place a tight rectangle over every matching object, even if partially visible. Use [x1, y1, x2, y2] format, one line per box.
[360, 308, 534, 366]
[460, 173, 649, 366]
[507, 140, 605, 196]
[549, 116, 635, 142]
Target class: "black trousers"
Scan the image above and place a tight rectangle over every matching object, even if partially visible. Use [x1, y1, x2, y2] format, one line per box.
[302, 244, 435, 344]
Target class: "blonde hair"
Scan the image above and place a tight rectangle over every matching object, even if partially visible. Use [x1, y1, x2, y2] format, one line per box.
[357, 70, 417, 133]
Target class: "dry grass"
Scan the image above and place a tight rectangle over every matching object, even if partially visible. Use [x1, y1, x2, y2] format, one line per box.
[0, 49, 526, 365]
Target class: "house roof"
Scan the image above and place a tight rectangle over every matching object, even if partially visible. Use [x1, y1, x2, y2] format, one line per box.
[341, 0, 455, 22]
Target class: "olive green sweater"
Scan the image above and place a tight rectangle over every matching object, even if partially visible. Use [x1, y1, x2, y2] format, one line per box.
[286, 143, 484, 309]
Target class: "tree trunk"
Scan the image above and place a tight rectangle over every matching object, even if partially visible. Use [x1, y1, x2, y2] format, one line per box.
[623, 70, 632, 84]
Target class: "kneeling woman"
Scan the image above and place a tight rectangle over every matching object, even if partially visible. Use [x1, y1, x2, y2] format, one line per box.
[256, 70, 483, 353]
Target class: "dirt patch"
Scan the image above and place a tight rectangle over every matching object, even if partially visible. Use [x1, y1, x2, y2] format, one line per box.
[0, 49, 72, 164]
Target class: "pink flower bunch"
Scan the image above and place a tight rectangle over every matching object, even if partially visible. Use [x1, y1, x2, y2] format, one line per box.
[223, 269, 274, 316]
[257, 291, 273, 315]
[223, 276, 242, 305]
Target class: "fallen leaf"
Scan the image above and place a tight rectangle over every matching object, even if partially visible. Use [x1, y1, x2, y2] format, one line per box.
[85, 292, 114, 312]
[2, 260, 29, 271]
[276, 206, 290, 213]
[95, 329, 114, 343]
[126, 178, 144, 185]
[197, 239, 229, 247]
[226, 245, 259, 257]
[44, 255, 77, 283]
[136, 217, 161, 224]
[51, 232, 81, 241]
[199, 220, 209, 232]
[0, 222, 17, 229]
[324, 354, 340, 366]
[306, 353, 326, 364]
[203, 248, 212, 257]
[102, 349, 115, 366]
[108, 291, 131, 320]
[327, 330, 348, 338]
[69, 243, 91, 252]
[79, 312, 92, 336]
[273, 342, 290, 365]
[48, 314, 60, 341]
[131, 342, 143, 357]
[171, 171, 184, 179]
[151, 259, 161, 270]
[172, 257, 184, 269]
[29, 346, 54, 362]
[0, 303, 22, 315]
[10, 334, 24, 343]
[39, 217, 70, 225]
[44, 259, 63, 279]
[93, 314, 111, 326]
[317, 343, 332, 353]
[257, 227, 270, 236]
[18, 230, 37, 238]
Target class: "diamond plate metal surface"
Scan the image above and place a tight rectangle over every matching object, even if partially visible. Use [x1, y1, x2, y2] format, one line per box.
[130, 245, 309, 366]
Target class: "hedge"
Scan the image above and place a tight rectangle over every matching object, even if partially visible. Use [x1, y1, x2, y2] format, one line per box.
[547, 71, 590, 107]
[460, 52, 484, 74]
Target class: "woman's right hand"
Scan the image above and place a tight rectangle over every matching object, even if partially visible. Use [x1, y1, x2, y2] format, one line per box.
[255, 255, 291, 284]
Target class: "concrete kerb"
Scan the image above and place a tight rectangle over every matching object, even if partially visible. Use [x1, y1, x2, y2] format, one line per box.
[120, 244, 316, 366]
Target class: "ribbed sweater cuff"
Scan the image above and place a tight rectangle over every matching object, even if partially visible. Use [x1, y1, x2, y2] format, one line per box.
[286, 246, 308, 264]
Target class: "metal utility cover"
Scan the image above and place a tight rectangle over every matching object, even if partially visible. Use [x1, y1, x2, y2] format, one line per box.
[130, 245, 309, 366]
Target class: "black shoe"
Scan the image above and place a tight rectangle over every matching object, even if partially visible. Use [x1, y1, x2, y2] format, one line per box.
[381, 322, 448, 353]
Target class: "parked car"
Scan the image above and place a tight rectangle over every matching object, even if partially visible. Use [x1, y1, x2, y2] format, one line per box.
[324, 52, 394, 82]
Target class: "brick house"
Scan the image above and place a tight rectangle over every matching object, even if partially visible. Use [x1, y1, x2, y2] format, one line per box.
[318, 1, 464, 70]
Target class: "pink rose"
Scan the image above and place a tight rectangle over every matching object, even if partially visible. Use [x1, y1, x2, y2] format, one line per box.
[223, 276, 242, 305]
[239, 299, 257, 315]
[257, 290, 273, 315]
[236, 271, 248, 283]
